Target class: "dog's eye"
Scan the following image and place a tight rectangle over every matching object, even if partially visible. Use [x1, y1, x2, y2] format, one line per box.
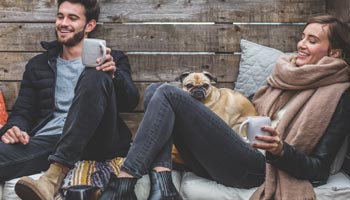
[203, 83, 209, 89]
[186, 83, 193, 88]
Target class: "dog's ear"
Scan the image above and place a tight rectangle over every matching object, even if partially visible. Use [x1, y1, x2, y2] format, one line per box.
[175, 71, 192, 83]
[203, 71, 217, 83]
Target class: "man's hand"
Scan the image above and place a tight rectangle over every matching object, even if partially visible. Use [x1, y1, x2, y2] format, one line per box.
[251, 126, 284, 156]
[96, 47, 116, 78]
[1, 126, 29, 145]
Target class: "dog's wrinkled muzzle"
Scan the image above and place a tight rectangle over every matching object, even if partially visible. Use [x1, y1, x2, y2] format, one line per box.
[190, 88, 206, 100]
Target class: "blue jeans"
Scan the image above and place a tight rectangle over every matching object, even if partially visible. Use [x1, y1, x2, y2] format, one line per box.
[0, 69, 131, 181]
[121, 83, 265, 189]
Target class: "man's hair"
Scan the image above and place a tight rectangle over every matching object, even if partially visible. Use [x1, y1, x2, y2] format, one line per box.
[306, 15, 350, 65]
[57, 0, 100, 22]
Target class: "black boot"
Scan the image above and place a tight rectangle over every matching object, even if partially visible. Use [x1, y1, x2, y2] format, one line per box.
[99, 173, 137, 200]
[147, 170, 182, 200]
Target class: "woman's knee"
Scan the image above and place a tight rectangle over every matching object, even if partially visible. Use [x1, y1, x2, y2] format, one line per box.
[144, 82, 165, 109]
[145, 83, 185, 109]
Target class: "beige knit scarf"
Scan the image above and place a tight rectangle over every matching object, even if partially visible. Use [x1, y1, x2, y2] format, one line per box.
[250, 55, 350, 200]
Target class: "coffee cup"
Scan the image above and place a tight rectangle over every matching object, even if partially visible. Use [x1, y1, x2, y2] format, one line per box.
[239, 116, 271, 143]
[82, 38, 107, 67]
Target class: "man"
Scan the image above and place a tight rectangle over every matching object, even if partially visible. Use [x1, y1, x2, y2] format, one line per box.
[0, 0, 139, 199]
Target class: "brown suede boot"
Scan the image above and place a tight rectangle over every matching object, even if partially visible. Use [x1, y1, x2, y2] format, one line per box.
[15, 163, 69, 200]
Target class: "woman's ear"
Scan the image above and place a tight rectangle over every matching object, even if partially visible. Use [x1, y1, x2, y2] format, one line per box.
[329, 49, 342, 58]
[85, 19, 97, 34]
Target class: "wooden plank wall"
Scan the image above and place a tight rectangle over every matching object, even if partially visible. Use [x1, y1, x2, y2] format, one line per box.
[0, 0, 326, 130]
[326, 0, 350, 23]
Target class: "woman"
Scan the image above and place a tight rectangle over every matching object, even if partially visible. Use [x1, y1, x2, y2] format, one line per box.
[100, 15, 350, 200]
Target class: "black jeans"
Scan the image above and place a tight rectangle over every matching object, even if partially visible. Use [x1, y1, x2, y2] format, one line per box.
[0, 134, 59, 181]
[121, 83, 266, 189]
[0, 69, 126, 181]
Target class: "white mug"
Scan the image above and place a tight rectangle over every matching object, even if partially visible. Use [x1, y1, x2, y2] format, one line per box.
[239, 116, 271, 143]
[82, 38, 107, 67]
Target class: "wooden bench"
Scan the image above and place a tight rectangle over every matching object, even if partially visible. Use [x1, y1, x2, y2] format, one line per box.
[0, 0, 349, 199]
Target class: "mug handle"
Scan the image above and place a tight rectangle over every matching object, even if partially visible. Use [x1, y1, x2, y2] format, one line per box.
[97, 42, 107, 65]
[239, 119, 249, 138]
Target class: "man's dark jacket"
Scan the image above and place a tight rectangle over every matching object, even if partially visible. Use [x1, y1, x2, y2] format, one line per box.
[0, 40, 139, 155]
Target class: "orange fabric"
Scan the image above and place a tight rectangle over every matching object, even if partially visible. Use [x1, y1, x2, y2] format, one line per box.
[0, 91, 8, 125]
[172, 145, 185, 164]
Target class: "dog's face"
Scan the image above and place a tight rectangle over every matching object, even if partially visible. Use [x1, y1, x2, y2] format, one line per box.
[176, 71, 217, 101]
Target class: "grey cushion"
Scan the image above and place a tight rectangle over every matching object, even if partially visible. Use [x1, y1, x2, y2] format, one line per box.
[234, 39, 284, 97]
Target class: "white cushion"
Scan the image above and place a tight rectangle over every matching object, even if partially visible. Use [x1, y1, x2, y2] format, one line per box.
[180, 172, 254, 200]
[315, 172, 350, 200]
[0, 183, 3, 200]
[3, 173, 43, 200]
[235, 39, 284, 97]
[3, 170, 350, 200]
[180, 171, 350, 200]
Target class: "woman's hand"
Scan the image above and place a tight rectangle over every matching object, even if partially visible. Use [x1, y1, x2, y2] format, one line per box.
[96, 47, 116, 78]
[251, 126, 284, 156]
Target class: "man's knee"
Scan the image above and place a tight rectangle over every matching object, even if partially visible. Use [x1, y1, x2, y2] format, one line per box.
[77, 68, 113, 91]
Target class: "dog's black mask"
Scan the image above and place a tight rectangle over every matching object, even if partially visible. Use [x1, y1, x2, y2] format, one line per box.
[190, 87, 206, 100]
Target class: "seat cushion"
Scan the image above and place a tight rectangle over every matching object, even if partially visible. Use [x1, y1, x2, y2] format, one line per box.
[3, 173, 43, 200]
[314, 172, 350, 200]
[180, 171, 350, 200]
[180, 172, 255, 200]
[0, 183, 3, 200]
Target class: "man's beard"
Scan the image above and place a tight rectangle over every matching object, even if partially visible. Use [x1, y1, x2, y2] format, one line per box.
[56, 26, 86, 47]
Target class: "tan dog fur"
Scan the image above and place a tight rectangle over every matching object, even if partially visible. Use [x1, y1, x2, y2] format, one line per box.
[176, 71, 258, 138]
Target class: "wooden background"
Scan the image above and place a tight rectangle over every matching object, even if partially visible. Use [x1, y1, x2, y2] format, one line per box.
[0, 0, 349, 173]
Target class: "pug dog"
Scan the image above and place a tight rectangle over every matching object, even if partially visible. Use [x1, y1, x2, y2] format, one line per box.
[175, 71, 258, 138]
